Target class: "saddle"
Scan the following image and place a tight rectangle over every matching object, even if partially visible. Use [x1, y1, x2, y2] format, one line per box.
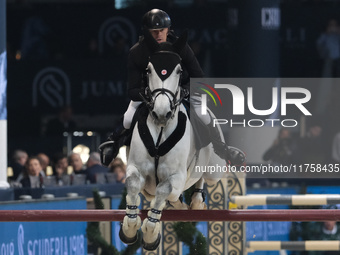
[124, 101, 210, 151]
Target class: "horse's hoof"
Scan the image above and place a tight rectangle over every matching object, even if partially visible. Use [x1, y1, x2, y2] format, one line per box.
[142, 233, 161, 251]
[190, 202, 207, 210]
[119, 224, 138, 245]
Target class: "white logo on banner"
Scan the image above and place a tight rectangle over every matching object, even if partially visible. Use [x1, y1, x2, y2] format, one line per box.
[98, 16, 136, 54]
[18, 225, 24, 255]
[0, 224, 85, 255]
[261, 8, 280, 30]
[32, 67, 71, 108]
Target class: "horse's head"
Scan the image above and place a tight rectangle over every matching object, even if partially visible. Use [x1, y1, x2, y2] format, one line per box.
[142, 30, 187, 126]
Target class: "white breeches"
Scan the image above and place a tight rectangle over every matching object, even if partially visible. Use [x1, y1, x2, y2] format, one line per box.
[123, 101, 142, 129]
[190, 95, 211, 125]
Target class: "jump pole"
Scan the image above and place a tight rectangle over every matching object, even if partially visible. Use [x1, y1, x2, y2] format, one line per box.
[231, 194, 340, 206]
[1, 209, 340, 222]
[247, 241, 340, 251]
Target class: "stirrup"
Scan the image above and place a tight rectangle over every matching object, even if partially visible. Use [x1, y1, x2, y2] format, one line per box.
[98, 140, 114, 151]
[98, 140, 120, 166]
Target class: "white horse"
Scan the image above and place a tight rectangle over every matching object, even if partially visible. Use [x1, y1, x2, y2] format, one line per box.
[119, 31, 227, 251]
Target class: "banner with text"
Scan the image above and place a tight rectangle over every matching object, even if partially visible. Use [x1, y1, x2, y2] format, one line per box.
[190, 78, 340, 178]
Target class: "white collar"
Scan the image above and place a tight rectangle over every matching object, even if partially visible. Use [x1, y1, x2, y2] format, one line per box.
[323, 224, 337, 235]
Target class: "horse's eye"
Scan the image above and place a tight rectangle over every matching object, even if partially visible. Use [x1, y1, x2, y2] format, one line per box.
[177, 69, 182, 74]
[146, 68, 151, 74]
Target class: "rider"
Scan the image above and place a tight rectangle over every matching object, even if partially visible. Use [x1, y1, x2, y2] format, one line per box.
[99, 9, 245, 166]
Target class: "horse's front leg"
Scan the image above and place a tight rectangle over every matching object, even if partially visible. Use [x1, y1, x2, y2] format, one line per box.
[119, 165, 145, 244]
[141, 174, 185, 250]
[190, 177, 207, 209]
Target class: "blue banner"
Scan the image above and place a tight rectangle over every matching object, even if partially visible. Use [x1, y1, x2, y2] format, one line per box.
[0, 51, 7, 120]
[0, 0, 6, 120]
[0, 198, 87, 255]
[307, 186, 340, 195]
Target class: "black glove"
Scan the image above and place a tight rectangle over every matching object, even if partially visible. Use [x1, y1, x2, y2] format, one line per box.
[181, 88, 189, 99]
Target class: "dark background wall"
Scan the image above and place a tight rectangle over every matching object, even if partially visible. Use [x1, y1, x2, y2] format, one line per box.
[5, 1, 340, 157]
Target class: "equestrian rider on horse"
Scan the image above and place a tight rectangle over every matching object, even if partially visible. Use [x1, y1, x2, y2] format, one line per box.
[99, 9, 246, 166]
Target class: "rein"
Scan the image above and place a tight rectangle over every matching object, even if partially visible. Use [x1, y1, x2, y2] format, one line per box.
[154, 127, 163, 186]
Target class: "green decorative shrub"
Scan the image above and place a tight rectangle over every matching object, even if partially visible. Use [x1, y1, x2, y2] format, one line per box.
[86, 189, 141, 255]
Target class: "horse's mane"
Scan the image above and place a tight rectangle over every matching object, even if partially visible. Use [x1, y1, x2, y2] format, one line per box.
[155, 41, 177, 53]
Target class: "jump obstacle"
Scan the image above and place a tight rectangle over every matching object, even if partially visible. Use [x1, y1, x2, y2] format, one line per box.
[231, 194, 340, 206]
[2, 177, 339, 254]
[246, 241, 340, 251]
[1, 209, 340, 222]
[229, 192, 340, 253]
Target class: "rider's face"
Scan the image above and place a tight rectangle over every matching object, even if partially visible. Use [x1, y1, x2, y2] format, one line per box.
[149, 28, 168, 43]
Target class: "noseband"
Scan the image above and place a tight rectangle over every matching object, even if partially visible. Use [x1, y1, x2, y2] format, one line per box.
[144, 86, 180, 112]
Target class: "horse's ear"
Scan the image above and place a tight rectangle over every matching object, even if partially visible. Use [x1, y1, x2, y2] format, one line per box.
[173, 30, 188, 54]
[143, 28, 159, 54]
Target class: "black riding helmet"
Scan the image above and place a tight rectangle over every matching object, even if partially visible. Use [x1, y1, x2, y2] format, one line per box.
[142, 9, 171, 30]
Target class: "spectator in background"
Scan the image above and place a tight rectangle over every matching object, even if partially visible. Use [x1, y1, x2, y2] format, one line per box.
[109, 158, 126, 183]
[37, 153, 50, 176]
[263, 128, 299, 165]
[86, 152, 108, 184]
[190, 40, 211, 76]
[86, 38, 99, 58]
[290, 205, 340, 255]
[20, 16, 51, 60]
[9, 149, 28, 181]
[315, 19, 340, 116]
[331, 131, 340, 163]
[298, 124, 327, 164]
[98, 35, 128, 59]
[308, 206, 340, 255]
[320, 221, 340, 239]
[45, 106, 76, 136]
[111, 36, 129, 58]
[69, 153, 87, 185]
[45, 106, 76, 156]
[317, 18, 340, 77]
[111, 157, 125, 168]
[69, 153, 86, 175]
[52, 153, 69, 186]
[20, 157, 44, 188]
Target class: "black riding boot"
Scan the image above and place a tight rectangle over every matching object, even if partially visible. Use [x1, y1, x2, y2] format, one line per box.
[208, 122, 246, 165]
[99, 120, 128, 166]
[108, 121, 128, 142]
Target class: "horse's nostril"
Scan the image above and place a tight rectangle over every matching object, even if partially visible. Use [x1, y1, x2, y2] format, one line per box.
[166, 111, 172, 119]
[152, 111, 158, 120]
